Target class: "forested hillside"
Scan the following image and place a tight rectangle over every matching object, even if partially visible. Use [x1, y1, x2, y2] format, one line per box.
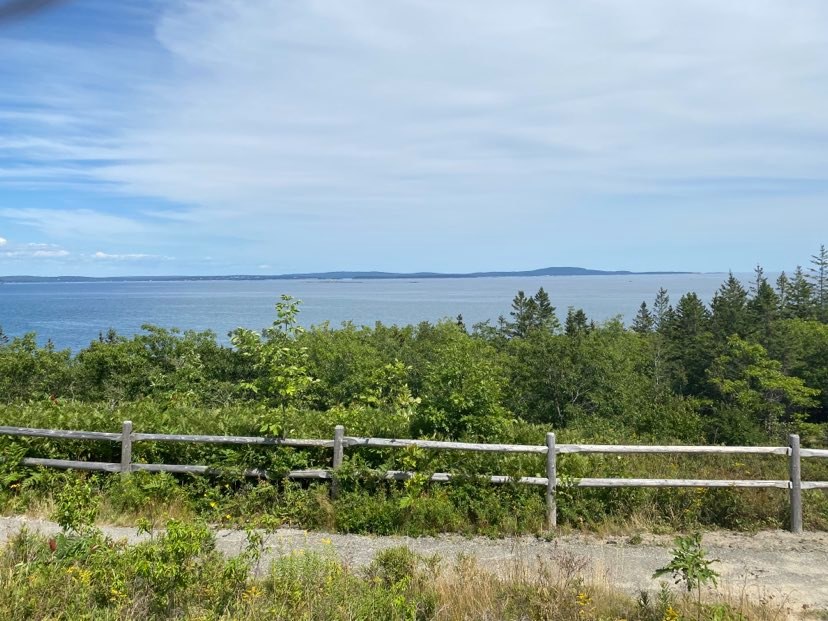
[1, 246, 827, 534]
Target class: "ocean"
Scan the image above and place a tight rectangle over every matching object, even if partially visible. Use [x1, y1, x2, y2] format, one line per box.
[0, 273, 741, 351]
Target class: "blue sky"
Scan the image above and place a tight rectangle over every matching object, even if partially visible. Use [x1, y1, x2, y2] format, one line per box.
[1, 0, 827, 276]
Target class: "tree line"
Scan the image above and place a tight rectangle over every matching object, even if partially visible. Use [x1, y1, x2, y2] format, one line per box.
[1, 245, 827, 447]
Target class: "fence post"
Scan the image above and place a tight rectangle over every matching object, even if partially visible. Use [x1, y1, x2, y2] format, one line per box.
[331, 425, 345, 499]
[546, 432, 557, 529]
[789, 433, 802, 534]
[120, 420, 133, 475]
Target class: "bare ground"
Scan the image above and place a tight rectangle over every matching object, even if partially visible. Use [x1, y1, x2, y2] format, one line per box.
[2, 517, 826, 618]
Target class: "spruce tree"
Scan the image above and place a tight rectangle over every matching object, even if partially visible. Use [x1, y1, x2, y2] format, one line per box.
[665, 292, 712, 394]
[810, 244, 828, 322]
[710, 272, 749, 339]
[776, 272, 790, 317]
[532, 287, 560, 332]
[748, 265, 780, 343]
[787, 266, 815, 320]
[507, 291, 537, 338]
[506, 288, 560, 336]
[564, 307, 590, 336]
[652, 288, 671, 332]
[456, 314, 466, 332]
[632, 301, 654, 334]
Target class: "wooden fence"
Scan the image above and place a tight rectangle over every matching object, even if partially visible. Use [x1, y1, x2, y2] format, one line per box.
[3, 422, 828, 533]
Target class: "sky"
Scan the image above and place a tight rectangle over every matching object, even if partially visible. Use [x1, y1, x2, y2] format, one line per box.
[0, 0, 827, 277]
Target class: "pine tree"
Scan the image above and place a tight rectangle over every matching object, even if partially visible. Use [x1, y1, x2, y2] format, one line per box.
[532, 287, 560, 332]
[636, 292, 671, 390]
[506, 288, 560, 337]
[507, 291, 538, 338]
[776, 272, 790, 317]
[710, 272, 749, 339]
[456, 314, 466, 332]
[671, 292, 711, 336]
[748, 265, 780, 343]
[631, 301, 654, 334]
[652, 288, 671, 332]
[564, 307, 590, 336]
[786, 266, 815, 320]
[664, 292, 712, 394]
[810, 244, 828, 322]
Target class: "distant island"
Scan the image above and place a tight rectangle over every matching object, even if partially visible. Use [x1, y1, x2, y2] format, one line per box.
[0, 266, 695, 284]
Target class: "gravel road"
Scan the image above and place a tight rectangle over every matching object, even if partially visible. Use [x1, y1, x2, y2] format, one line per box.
[2, 517, 826, 618]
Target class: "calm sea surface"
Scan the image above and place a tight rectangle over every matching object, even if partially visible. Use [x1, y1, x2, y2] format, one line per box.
[0, 273, 742, 351]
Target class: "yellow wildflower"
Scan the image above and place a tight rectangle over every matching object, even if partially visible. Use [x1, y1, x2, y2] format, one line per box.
[662, 605, 680, 621]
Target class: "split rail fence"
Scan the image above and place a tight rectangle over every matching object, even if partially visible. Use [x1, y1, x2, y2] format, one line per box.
[2, 422, 828, 533]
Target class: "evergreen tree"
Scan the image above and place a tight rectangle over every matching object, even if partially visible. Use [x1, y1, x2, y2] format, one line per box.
[664, 292, 712, 394]
[564, 307, 591, 337]
[505, 288, 559, 337]
[532, 287, 560, 332]
[710, 272, 749, 339]
[786, 266, 815, 320]
[652, 288, 671, 332]
[456, 314, 466, 332]
[507, 291, 538, 338]
[776, 271, 790, 315]
[638, 293, 671, 390]
[747, 265, 780, 343]
[810, 244, 828, 322]
[631, 302, 654, 334]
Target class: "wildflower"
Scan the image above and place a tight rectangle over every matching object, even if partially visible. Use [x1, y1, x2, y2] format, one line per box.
[662, 605, 680, 621]
[242, 584, 263, 602]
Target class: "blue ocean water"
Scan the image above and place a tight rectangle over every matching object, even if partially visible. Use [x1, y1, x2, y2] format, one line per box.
[0, 273, 740, 351]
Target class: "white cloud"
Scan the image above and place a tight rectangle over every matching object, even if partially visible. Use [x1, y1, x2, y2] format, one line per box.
[2, 1, 828, 271]
[32, 249, 70, 258]
[93, 251, 170, 261]
[0, 236, 6, 246]
[0, 208, 147, 239]
[108, 0, 828, 209]
[0, 242, 70, 259]
[7, 1, 828, 211]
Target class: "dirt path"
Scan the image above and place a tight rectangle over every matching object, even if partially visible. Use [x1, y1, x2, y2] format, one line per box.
[2, 517, 826, 618]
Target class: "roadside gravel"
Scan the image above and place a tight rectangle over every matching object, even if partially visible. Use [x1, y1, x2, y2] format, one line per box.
[2, 516, 826, 617]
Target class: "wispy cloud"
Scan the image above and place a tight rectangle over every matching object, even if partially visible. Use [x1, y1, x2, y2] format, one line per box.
[0, 208, 147, 238]
[1, 242, 70, 258]
[93, 251, 170, 261]
[1, 0, 827, 273]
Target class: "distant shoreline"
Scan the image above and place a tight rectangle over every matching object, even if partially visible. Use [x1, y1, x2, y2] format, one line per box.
[0, 267, 701, 284]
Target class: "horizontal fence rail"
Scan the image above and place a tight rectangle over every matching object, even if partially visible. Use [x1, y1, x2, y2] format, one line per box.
[2, 422, 826, 533]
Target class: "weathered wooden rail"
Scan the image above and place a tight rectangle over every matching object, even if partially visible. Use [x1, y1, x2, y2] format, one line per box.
[2, 422, 827, 533]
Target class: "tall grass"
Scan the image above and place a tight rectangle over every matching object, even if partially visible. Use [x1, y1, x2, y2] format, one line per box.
[0, 523, 788, 621]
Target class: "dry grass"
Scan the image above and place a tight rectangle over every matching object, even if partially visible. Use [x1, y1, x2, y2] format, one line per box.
[0, 521, 794, 621]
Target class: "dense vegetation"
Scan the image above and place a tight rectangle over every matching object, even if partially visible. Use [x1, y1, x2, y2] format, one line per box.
[1, 246, 828, 534]
[0, 492, 781, 621]
[4, 527, 781, 621]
